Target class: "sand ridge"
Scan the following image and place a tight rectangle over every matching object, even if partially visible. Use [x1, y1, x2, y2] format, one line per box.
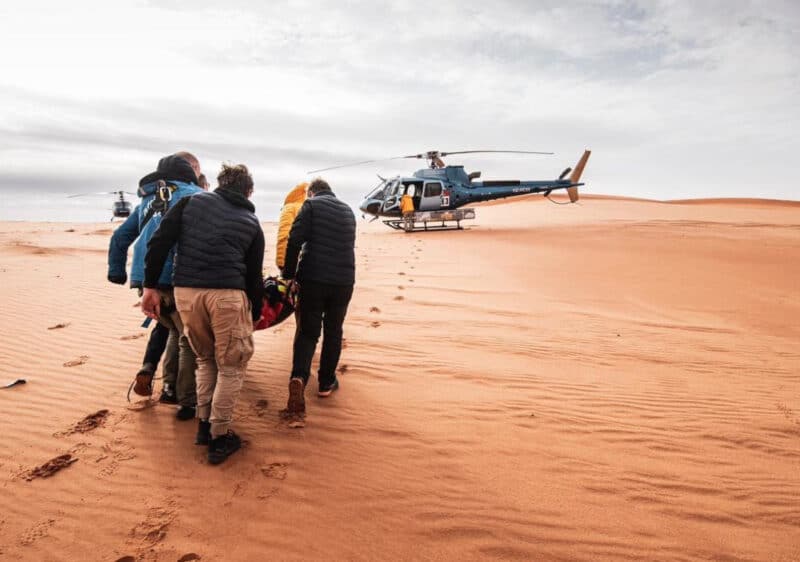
[0, 198, 798, 560]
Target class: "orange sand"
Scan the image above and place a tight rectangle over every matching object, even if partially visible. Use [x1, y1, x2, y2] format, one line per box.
[0, 197, 798, 561]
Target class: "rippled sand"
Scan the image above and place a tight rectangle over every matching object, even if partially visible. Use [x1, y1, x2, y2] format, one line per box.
[0, 196, 798, 561]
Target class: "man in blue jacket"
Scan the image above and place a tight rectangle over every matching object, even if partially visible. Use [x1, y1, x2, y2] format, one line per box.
[107, 152, 204, 418]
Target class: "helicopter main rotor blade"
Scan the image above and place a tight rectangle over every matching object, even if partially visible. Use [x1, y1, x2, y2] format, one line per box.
[308, 156, 415, 174]
[67, 190, 133, 198]
[439, 150, 553, 157]
[308, 149, 553, 174]
[67, 192, 114, 198]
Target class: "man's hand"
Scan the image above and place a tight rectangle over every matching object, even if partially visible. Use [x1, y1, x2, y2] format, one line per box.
[141, 288, 161, 320]
[286, 279, 299, 297]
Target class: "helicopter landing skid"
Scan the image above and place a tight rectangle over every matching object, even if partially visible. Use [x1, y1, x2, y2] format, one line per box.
[383, 208, 476, 232]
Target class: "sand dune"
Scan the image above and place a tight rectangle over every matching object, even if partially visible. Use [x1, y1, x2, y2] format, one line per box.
[0, 197, 798, 561]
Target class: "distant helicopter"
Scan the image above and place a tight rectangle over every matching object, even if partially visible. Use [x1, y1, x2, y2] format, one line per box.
[311, 149, 591, 231]
[67, 190, 135, 221]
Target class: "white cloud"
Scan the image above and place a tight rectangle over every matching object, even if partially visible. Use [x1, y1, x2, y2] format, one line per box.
[0, 0, 798, 220]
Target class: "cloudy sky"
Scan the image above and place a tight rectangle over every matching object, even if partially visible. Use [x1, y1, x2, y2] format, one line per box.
[0, 0, 797, 221]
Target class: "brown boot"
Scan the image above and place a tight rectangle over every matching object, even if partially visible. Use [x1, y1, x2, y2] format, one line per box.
[286, 377, 306, 414]
[133, 364, 155, 396]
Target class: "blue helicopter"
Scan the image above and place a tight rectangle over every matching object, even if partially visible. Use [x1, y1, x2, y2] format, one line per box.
[311, 149, 591, 231]
[67, 190, 135, 221]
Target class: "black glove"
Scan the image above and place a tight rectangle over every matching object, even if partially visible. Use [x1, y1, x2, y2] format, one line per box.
[108, 272, 127, 285]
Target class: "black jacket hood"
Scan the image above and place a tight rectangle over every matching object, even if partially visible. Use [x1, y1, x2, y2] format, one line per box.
[139, 154, 198, 189]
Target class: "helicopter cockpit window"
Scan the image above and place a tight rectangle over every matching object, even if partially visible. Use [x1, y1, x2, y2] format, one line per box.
[367, 185, 386, 200]
[388, 180, 401, 196]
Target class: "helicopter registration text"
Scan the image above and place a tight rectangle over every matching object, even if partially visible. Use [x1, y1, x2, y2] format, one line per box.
[511, 187, 532, 194]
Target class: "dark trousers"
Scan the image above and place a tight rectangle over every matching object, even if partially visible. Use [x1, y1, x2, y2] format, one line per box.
[142, 321, 170, 369]
[291, 280, 353, 387]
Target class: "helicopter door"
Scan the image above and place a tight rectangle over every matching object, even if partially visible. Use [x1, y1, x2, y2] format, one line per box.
[420, 182, 443, 211]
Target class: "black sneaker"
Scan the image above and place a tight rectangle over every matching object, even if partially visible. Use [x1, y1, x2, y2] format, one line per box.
[318, 378, 339, 397]
[208, 430, 241, 465]
[159, 384, 178, 404]
[195, 419, 211, 446]
[176, 405, 196, 421]
[287, 377, 306, 414]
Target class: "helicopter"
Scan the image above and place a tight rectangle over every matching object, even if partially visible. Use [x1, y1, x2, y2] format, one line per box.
[310, 149, 591, 231]
[67, 190, 136, 221]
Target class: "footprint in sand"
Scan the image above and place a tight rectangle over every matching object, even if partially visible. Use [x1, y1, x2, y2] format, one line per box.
[47, 322, 70, 330]
[120, 333, 144, 341]
[342, 338, 348, 349]
[279, 409, 306, 428]
[23, 454, 78, 481]
[178, 554, 201, 562]
[132, 301, 141, 307]
[394, 295, 404, 301]
[18, 518, 56, 546]
[398, 272, 406, 276]
[125, 398, 158, 411]
[398, 285, 405, 290]
[253, 399, 269, 417]
[63, 356, 89, 368]
[55, 409, 110, 437]
[261, 462, 289, 480]
[369, 306, 381, 313]
[338, 364, 349, 374]
[370, 321, 381, 328]
[130, 504, 177, 547]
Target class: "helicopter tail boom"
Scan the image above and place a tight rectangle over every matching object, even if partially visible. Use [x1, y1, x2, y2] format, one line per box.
[566, 150, 591, 203]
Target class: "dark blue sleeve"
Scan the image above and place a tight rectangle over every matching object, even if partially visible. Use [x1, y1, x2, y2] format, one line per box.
[107, 206, 140, 283]
[144, 196, 188, 288]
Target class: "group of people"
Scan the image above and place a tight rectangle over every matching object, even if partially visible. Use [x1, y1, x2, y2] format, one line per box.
[107, 152, 357, 465]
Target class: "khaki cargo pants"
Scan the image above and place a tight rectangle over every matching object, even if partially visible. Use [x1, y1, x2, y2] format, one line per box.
[174, 287, 255, 438]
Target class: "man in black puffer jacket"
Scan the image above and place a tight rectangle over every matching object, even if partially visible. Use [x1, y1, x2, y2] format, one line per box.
[142, 164, 264, 465]
[282, 178, 356, 415]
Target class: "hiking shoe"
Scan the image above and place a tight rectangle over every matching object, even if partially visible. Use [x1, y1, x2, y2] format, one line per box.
[208, 430, 241, 465]
[159, 384, 178, 404]
[133, 368, 154, 397]
[195, 419, 211, 446]
[287, 377, 306, 414]
[176, 406, 196, 421]
[318, 378, 339, 397]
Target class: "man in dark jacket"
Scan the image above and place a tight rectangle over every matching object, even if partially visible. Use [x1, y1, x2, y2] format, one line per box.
[141, 163, 264, 465]
[282, 178, 356, 415]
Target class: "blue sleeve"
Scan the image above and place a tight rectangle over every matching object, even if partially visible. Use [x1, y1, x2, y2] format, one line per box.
[107, 206, 140, 281]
